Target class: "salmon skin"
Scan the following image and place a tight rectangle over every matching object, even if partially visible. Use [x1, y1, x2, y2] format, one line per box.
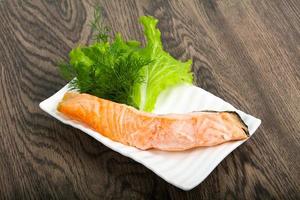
[57, 92, 249, 151]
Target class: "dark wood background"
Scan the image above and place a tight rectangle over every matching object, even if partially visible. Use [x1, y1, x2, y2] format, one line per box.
[0, 0, 299, 199]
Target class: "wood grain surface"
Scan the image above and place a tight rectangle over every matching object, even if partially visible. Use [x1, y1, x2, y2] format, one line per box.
[0, 0, 299, 199]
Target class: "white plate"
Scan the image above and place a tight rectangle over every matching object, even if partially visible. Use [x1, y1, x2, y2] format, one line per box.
[39, 84, 261, 190]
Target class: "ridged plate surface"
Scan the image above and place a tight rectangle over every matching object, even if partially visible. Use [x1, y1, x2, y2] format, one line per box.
[40, 84, 261, 190]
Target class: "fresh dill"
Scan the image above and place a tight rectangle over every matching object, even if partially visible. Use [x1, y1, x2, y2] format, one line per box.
[59, 6, 150, 108]
[90, 5, 110, 43]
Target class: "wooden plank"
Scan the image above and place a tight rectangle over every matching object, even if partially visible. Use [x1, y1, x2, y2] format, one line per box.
[0, 0, 299, 199]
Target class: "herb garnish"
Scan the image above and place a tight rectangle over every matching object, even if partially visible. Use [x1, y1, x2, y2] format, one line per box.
[59, 7, 193, 111]
[59, 7, 150, 108]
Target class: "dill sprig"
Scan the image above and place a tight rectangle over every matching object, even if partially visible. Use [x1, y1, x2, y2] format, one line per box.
[59, 6, 150, 108]
[90, 5, 110, 43]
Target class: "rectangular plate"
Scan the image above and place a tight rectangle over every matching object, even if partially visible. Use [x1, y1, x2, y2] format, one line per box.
[39, 84, 261, 190]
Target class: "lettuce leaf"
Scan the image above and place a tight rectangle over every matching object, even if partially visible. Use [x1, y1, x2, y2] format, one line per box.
[133, 16, 193, 112]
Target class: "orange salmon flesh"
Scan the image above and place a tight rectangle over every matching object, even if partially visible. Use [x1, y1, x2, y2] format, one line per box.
[57, 92, 249, 151]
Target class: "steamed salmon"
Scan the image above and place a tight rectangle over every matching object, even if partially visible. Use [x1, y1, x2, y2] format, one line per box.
[57, 92, 249, 151]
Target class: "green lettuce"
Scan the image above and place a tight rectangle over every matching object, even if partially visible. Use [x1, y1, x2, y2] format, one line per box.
[133, 16, 193, 111]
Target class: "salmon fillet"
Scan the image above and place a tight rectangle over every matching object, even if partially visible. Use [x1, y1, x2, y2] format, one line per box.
[57, 92, 249, 151]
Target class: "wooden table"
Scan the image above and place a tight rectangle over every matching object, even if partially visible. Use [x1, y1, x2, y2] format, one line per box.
[0, 0, 299, 199]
